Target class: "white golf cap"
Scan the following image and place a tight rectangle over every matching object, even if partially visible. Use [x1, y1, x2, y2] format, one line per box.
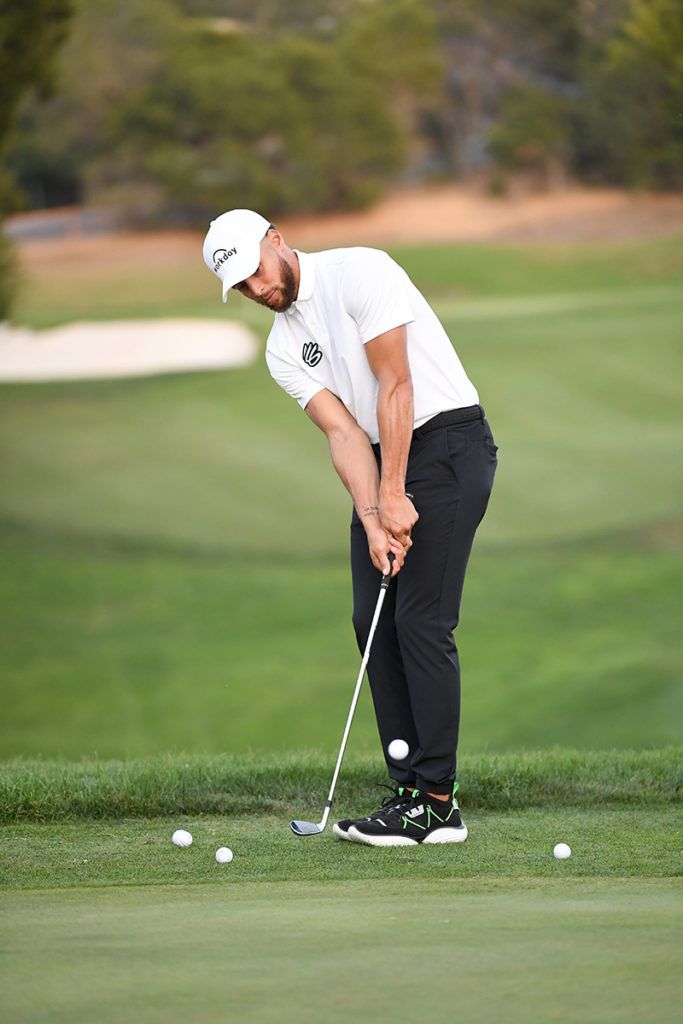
[203, 209, 271, 302]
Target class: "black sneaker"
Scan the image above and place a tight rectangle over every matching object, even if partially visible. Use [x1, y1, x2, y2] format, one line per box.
[332, 785, 413, 842]
[348, 786, 468, 846]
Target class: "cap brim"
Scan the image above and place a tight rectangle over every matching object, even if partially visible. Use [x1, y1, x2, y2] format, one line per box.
[219, 242, 261, 302]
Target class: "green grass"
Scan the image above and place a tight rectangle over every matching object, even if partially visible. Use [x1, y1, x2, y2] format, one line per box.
[1, 878, 679, 1024]
[3, 282, 681, 552]
[1, 751, 680, 1024]
[1, 806, 681, 889]
[1, 752, 680, 1022]
[1, 749, 679, 823]
[393, 234, 683, 296]
[1, 235, 682, 759]
[3, 230, 681, 1024]
[0, 521, 680, 758]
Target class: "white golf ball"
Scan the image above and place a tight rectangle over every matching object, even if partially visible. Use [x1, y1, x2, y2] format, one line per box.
[215, 847, 233, 864]
[553, 842, 571, 860]
[172, 829, 193, 848]
[388, 738, 409, 761]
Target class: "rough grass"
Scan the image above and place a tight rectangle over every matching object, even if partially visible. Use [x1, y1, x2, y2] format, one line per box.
[1, 748, 679, 823]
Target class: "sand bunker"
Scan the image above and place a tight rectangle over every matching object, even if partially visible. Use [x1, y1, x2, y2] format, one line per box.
[0, 319, 258, 382]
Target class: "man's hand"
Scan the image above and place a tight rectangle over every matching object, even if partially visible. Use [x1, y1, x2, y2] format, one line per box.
[379, 493, 418, 551]
[364, 522, 406, 577]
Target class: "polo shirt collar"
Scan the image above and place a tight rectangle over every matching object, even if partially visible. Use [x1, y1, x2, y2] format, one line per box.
[292, 250, 315, 306]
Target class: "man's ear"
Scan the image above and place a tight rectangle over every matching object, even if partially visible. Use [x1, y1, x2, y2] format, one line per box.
[265, 228, 284, 250]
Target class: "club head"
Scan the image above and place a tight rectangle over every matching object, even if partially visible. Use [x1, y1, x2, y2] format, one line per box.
[290, 819, 324, 836]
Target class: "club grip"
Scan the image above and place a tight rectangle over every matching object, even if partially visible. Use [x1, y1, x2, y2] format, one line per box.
[381, 552, 394, 589]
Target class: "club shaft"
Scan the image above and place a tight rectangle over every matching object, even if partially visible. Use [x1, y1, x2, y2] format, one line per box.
[318, 575, 390, 830]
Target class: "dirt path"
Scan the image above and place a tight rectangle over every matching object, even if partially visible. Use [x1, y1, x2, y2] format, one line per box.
[277, 184, 683, 247]
[12, 185, 683, 278]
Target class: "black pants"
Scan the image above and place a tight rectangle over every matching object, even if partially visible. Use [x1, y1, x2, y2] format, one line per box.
[350, 406, 497, 795]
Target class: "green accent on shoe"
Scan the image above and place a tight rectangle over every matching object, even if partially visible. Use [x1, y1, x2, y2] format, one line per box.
[399, 794, 456, 833]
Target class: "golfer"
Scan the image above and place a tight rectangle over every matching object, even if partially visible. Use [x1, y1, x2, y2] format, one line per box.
[203, 209, 497, 846]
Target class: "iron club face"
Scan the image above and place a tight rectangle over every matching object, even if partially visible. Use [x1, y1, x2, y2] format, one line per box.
[290, 819, 324, 836]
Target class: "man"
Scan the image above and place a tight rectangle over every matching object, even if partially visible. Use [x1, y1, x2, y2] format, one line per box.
[203, 209, 497, 846]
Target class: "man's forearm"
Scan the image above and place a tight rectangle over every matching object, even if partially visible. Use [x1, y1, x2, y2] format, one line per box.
[377, 378, 414, 499]
[327, 425, 381, 526]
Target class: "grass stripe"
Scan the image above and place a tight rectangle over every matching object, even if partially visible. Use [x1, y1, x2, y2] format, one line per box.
[432, 282, 683, 320]
[1, 748, 679, 822]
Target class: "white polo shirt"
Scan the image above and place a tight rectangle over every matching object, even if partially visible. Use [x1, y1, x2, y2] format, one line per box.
[265, 247, 478, 445]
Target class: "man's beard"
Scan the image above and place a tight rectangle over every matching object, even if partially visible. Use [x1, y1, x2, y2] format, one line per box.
[266, 255, 297, 312]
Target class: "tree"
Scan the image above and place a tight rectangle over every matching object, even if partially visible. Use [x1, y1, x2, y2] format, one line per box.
[0, 0, 73, 141]
[6, 0, 440, 224]
[575, 0, 683, 188]
[0, 0, 73, 317]
[488, 82, 574, 188]
[114, 25, 405, 220]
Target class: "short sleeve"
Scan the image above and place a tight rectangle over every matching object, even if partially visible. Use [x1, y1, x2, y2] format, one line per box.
[340, 249, 415, 343]
[265, 345, 323, 411]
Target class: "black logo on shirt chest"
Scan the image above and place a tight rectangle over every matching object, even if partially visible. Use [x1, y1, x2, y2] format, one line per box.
[302, 341, 323, 367]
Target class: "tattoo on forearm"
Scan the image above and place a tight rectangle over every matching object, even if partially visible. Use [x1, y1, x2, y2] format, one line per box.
[361, 506, 380, 518]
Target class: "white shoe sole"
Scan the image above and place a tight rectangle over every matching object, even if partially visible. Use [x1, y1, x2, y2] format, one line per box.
[332, 822, 354, 841]
[348, 824, 468, 847]
[332, 820, 373, 842]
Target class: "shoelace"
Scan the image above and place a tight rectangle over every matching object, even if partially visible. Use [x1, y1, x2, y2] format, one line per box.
[377, 783, 408, 808]
[378, 786, 459, 825]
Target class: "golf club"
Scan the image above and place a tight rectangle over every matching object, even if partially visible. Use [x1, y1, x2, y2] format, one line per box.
[290, 555, 394, 836]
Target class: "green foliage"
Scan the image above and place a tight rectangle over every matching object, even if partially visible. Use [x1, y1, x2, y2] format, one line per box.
[118, 27, 405, 219]
[0, 0, 73, 314]
[7, 0, 437, 222]
[0, 0, 73, 142]
[0, 231, 17, 320]
[336, 0, 442, 97]
[7, 0, 186, 210]
[5, 0, 681, 219]
[485, 0, 683, 190]
[488, 82, 574, 183]
[575, 0, 683, 188]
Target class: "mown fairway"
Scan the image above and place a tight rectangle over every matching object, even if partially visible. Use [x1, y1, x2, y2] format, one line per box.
[1, 234, 682, 758]
[1, 232, 681, 1023]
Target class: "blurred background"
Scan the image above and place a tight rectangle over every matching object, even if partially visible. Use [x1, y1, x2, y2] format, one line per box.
[1, 0, 681, 761]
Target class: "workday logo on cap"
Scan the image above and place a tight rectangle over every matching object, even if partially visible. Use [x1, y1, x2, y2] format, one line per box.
[212, 247, 237, 273]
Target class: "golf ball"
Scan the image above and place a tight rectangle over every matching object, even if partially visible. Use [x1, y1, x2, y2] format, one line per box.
[388, 738, 409, 761]
[215, 847, 234, 864]
[553, 842, 571, 859]
[172, 829, 193, 847]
